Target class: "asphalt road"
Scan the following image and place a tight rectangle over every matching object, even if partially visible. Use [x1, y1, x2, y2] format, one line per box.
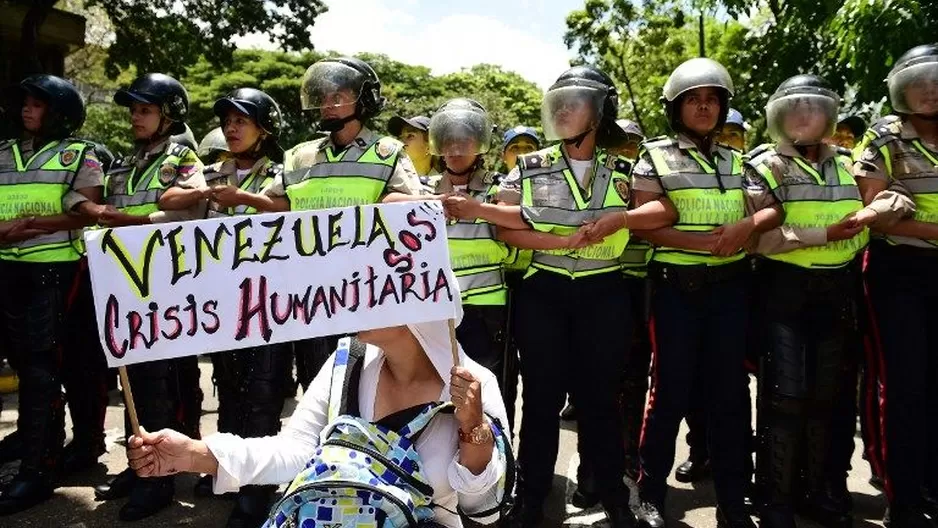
[0, 359, 887, 527]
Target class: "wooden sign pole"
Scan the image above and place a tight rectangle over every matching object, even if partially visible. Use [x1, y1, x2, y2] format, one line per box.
[118, 366, 141, 436]
[447, 319, 459, 366]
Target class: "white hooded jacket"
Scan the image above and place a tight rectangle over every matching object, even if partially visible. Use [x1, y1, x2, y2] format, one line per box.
[204, 312, 510, 527]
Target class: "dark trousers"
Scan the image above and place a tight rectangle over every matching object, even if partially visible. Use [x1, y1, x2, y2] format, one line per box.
[622, 276, 652, 460]
[456, 304, 509, 411]
[515, 271, 631, 505]
[867, 242, 938, 509]
[295, 335, 344, 392]
[62, 265, 110, 449]
[212, 344, 291, 438]
[755, 261, 857, 508]
[0, 261, 82, 476]
[639, 268, 750, 509]
[504, 274, 524, 433]
[126, 356, 201, 437]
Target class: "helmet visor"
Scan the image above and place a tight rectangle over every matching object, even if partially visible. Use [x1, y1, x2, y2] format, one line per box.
[300, 61, 365, 111]
[766, 91, 840, 145]
[428, 108, 493, 156]
[541, 85, 605, 141]
[888, 56, 938, 115]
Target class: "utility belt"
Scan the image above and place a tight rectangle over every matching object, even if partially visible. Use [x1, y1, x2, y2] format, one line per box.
[757, 256, 861, 292]
[649, 258, 750, 293]
[869, 238, 938, 261]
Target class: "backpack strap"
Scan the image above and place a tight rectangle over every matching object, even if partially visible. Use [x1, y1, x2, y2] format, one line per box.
[398, 402, 456, 442]
[326, 337, 368, 423]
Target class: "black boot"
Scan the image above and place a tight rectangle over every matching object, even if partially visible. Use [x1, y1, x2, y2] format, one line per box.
[635, 500, 666, 528]
[674, 456, 711, 483]
[94, 467, 137, 501]
[798, 486, 852, 528]
[0, 470, 54, 515]
[601, 491, 636, 528]
[0, 430, 23, 464]
[59, 438, 106, 475]
[193, 474, 215, 498]
[716, 505, 756, 528]
[226, 485, 276, 528]
[759, 504, 796, 528]
[507, 493, 544, 528]
[560, 402, 576, 421]
[119, 476, 174, 521]
[886, 505, 936, 528]
[572, 462, 599, 509]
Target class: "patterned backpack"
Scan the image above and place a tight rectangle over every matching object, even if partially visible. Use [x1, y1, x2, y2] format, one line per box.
[263, 338, 514, 527]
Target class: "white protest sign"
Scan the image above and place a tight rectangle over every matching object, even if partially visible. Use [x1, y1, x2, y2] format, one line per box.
[84, 201, 457, 368]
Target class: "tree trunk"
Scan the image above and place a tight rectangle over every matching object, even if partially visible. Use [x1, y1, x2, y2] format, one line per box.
[614, 52, 646, 134]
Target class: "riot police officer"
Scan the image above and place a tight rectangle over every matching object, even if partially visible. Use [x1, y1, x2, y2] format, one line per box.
[0, 74, 104, 514]
[628, 58, 772, 528]
[744, 74, 869, 528]
[249, 57, 424, 390]
[429, 98, 513, 408]
[852, 43, 938, 528]
[483, 66, 676, 527]
[91, 73, 207, 522]
[188, 87, 292, 528]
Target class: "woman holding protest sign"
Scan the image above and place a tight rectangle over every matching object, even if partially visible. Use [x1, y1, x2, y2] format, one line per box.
[125, 300, 513, 528]
[184, 87, 295, 528]
[90, 73, 209, 522]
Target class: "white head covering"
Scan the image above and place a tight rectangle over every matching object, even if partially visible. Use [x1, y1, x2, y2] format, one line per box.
[404, 291, 509, 427]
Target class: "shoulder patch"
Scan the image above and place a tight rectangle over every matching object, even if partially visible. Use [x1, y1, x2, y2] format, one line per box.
[745, 143, 777, 166]
[614, 178, 631, 203]
[644, 135, 676, 150]
[867, 115, 902, 147]
[158, 164, 178, 186]
[168, 143, 190, 158]
[871, 115, 901, 134]
[375, 137, 402, 160]
[520, 152, 550, 170]
[58, 148, 80, 166]
[611, 156, 632, 175]
[833, 145, 853, 158]
[266, 162, 284, 179]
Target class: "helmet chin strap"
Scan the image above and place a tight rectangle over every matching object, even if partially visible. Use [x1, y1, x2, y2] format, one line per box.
[233, 136, 266, 162]
[137, 116, 173, 148]
[562, 126, 595, 149]
[444, 156, 481, 177]
[319, 113, 358, 133]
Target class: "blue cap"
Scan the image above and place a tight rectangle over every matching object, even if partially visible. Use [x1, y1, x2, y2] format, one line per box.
[837, 114, 866, 138]
[502, 126, 540, 150]
[725, 108, 746, 128]
[388, 115, 431, 136]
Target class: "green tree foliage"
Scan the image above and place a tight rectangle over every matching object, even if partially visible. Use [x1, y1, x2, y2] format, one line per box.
[77, 49, 544, 165]
[565, 0, 938, 146]
[565, 0, 748, 140]
[83, 0, 328, 78]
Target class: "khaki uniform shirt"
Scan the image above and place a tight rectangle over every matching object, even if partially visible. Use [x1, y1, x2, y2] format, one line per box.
[264, 128, 423, 198]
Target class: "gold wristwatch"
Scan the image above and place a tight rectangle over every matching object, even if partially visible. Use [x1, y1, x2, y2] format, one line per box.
[458, 422, 494, 445]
